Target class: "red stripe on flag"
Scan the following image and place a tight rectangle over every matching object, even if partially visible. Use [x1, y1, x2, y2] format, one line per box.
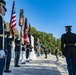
[11, 24, 16, 29]
[11, 20, 16, 24]
[12, 15, 16, 19]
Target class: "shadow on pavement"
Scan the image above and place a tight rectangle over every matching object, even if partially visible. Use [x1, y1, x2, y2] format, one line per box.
[4, 59, 62, 75]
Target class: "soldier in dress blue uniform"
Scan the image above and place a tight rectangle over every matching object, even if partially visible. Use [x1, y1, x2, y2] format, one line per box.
[61, 26, 76, 75]
[4, 31, 14, 73]
[0, 0, 7, 75]
[14, 35, 21, 67]
[26, 43, 31, 61]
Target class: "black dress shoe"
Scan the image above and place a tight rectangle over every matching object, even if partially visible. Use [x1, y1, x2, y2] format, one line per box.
[15, 65, 21, 67]
[4, 70, 11, 73]
[17, 65, 21, 67]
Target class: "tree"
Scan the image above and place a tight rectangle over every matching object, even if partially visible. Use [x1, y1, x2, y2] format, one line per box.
[31, 26, 61, 55]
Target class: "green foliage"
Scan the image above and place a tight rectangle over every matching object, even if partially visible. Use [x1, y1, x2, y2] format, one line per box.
[31, 26, 61, 55]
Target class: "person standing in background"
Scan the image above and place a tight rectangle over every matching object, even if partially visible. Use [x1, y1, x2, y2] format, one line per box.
[55, 47, 59, 61]
[43, 45, 47, 58]
[36, 38, 41, 57]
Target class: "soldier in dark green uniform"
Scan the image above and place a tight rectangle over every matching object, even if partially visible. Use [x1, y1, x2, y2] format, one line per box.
[0, 0, 7, 75]
[14, 35, 21, 67]
[4, 32, 14, 73]
[61, 26, 76, 75]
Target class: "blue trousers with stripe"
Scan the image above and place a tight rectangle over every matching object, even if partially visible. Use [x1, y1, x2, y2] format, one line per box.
[4, 52, 11, 71]
[0, 58, 5, 75]
[4, 45, 11, 71]
[66, 57, 76, 75]
[14, 50, 20, 66]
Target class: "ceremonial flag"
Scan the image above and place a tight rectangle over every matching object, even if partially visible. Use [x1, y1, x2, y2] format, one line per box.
[22, 18, 29, 44]
[24, 18, 28, 31]
[19, 9, 24, 26]
[10, 1, 16, 34]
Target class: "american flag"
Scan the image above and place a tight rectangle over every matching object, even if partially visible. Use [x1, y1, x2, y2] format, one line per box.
[10, 1, 16, 30]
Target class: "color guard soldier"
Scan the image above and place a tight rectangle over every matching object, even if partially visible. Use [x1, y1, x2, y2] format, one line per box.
[21, 41, 26, 64]
[23, 27, 29, 62]
[14, 35, 21, 67]
[61, 26, 76, 75]
[4, 31, 14, 73]
[0, 0, 7, 75]
[26, 43, 31, 61]
[55, 47, 59, 61]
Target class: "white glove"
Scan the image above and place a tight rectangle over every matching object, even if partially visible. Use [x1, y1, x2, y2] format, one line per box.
[0, 50, 5, 58]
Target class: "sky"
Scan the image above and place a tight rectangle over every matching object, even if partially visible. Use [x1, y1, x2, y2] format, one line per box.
[4, 0, 76, 38]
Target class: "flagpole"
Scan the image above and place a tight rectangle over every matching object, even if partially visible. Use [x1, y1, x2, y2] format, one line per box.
[29, 23, 31, 45]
